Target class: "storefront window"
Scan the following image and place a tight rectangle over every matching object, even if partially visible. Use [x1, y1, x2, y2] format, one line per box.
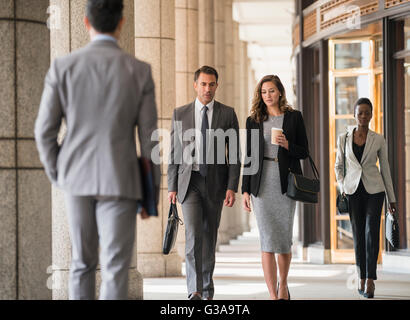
[336, 220, 353, 249]
[334, 42, 370, 69]
[375, 39, 383, 65]
[335, 75, 370, 115]
[405, 18, 410, 50]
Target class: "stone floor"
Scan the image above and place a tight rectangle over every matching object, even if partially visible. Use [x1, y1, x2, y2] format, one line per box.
[144, 228, 410, 300]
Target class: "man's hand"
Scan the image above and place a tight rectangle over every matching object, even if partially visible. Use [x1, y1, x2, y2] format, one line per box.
[243, 192, 251, 212]
[224, 190, 235, 207]
[140, 207, 150, 220]
[168, 191, 177, 204]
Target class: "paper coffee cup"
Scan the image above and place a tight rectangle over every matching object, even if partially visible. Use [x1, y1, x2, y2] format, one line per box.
[271, 127, 283, 145]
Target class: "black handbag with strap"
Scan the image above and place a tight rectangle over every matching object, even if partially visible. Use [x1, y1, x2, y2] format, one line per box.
[336, 132, 349, 214]
[386, 211, 400, 248]
[286, 154, 320, 204]
[162, 203, 183, 255]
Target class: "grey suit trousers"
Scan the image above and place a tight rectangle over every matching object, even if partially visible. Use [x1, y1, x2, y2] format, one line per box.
[181, 172, 224, 299]
[65, 194, 137, 300]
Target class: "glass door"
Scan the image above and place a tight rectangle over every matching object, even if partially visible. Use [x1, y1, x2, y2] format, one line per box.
[329, 37, 383, 263]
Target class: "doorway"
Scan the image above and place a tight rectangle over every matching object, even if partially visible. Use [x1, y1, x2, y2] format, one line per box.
[328, 35, 384, 263]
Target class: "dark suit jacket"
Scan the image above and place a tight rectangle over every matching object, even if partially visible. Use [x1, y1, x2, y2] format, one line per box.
[241, 110, 309, 196]
[167, 100, 241, 203]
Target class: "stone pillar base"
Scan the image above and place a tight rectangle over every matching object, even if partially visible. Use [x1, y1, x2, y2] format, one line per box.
[137, 252, 182, 278]
[52, 268, 143, 300]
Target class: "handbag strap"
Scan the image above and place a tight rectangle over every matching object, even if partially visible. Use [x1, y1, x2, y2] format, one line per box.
[343, 132, 348, 179]
[307, 154, 320, 180]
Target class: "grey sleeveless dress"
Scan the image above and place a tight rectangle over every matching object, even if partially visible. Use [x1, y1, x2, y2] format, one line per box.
[251, 114, 296, 253]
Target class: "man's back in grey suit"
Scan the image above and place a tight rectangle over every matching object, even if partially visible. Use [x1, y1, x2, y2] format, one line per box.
[35, 0, 159, 300]
[35, 39, 158, 200]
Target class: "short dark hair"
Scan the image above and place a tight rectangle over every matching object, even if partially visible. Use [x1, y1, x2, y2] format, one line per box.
[194, 66, 219, 83]
[354, 97, 373, 113]
[86, 0, 123, 33]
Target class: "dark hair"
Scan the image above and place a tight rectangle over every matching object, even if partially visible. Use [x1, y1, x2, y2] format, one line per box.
[86, 0, 123, 33]
[194, 66, 219, 83]
[354, 97, 373, 114]
[250, 75, 293, 123]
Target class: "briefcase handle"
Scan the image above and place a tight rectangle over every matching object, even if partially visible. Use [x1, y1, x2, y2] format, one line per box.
[169, 203, 184, 225]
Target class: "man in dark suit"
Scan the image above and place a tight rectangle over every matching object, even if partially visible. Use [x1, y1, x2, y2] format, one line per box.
[167, 66, 241, 300]
[35, 0, 159, 299]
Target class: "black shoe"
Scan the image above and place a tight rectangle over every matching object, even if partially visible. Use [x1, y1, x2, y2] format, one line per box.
[363, 282, 375, 299]
[358, 279, 365, 295]
[189, 293, 202, 300]
[278, 283, 290, 300]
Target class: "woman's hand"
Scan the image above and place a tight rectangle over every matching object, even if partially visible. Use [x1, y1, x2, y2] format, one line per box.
[389, 202, 397, 214]
[276, 133, 289, 150]
[243, 192, 251, 212]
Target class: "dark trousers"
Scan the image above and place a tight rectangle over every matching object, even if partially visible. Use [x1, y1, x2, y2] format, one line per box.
[347, 181, 385, 280]
[181, 171, 224, 299]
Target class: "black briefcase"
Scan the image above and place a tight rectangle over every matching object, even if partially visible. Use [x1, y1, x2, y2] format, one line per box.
[286, 155, 320, 204]
[162, 203, 183, 255]
[386, 211, 400, 248]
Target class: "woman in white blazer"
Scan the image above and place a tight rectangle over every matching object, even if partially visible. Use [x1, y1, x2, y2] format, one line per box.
[335, 97, 396, 299]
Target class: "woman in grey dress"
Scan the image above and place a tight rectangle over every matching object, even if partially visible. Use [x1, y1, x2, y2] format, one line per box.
[241, 75, 309, 300]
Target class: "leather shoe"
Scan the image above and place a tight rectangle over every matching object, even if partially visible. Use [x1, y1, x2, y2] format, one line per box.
[358, 279, 365, 295]
[189, 292, 202, 300]
[277, 283, 290, 300]
[363, 281, 375, 299]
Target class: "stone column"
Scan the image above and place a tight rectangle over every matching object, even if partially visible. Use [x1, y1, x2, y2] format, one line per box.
[239, 39, 251, 235]
[198, 0, 214, 67]
[213, 0, 225, 103]
[0, 0, 51, 300]
[134, 0, 182, 278]
[224, 0, 234, 108]
[248, 56, 257, 107]
[175, 0, 198, 107]
[232, 21, 246, 237]
[49, 0, 141, 299]
[174, 0, 199, 260]
[216, 0, 237, 247]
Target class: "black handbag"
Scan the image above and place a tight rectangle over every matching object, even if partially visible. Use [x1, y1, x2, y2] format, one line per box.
[386, 211, 400, 248]
[336, 132, 349, 214]
[162, 203, 183, 255]
[286, 155, 320, 204]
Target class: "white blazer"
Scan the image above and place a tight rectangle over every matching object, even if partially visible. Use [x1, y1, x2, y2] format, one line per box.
[335, 126, 396, 203]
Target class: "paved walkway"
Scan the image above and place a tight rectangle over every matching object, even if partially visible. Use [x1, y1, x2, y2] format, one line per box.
[144, 228, 410, 300]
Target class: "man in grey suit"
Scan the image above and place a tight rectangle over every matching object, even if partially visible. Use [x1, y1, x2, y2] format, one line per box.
[35, 0, 159, 300]
[168, 66, 241, 300]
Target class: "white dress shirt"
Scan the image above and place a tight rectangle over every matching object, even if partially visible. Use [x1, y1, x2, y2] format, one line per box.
[92, 34, 117, 43]
[192, 98, 214, 171]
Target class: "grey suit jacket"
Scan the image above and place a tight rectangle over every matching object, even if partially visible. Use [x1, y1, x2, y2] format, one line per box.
[167, 101, 241, 203]
[335, 126, 396, 203]
[35, 40, 160, 201]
